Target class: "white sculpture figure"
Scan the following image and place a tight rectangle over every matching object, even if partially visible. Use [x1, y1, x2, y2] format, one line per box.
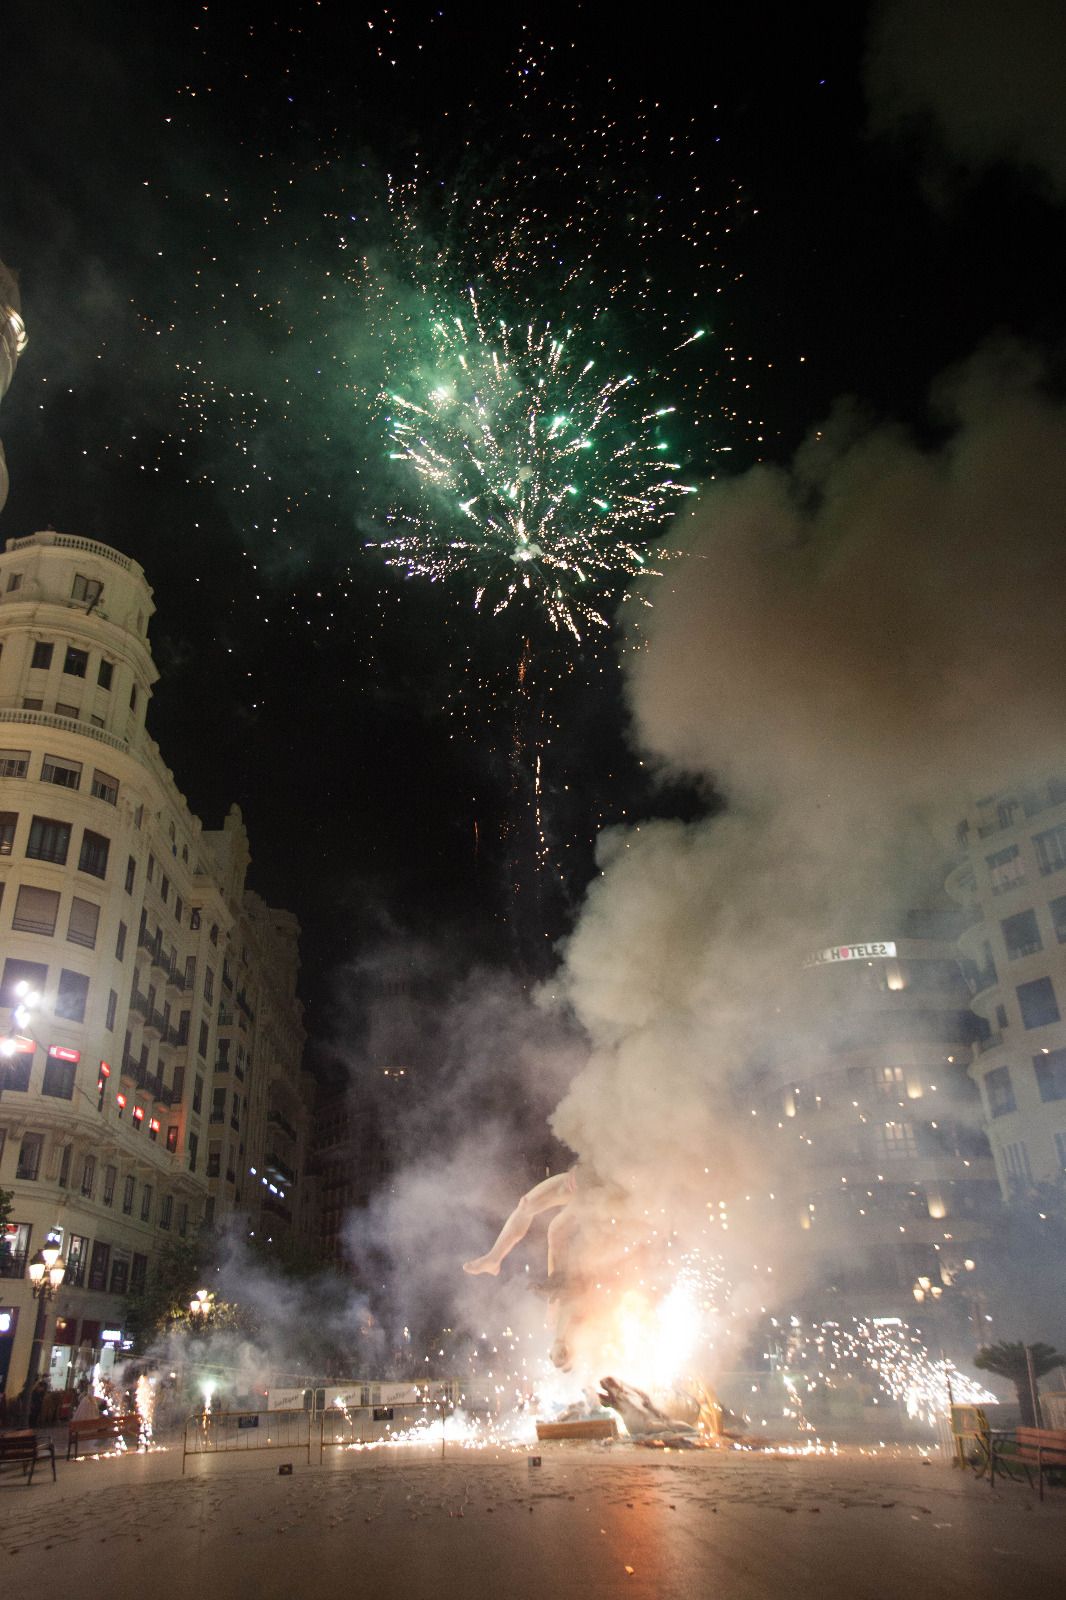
[463, 1167, 614, 1370]
[463, 1168, 580, 1280]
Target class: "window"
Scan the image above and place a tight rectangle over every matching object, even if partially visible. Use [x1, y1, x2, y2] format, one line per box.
[188, 1131, 198, 1172]
[72, 573, 103, 605]
[177, 1010, 190, 1045]
[198, 1020, 209, 1058]
[58, 1144, 71, 1187]
[1034, 823, 1066, 877]
[987, 844, 1025, 893]
[65, 1236, 88, 1286]
[42, 1054, 77, 1099]
[159, 1195, 173, 1231]
[211, 1086, 225, 1123]
[41, 754, 81, 790]
[97, 658, 113, 690]
[55, 968, 89, 1022]
[1017, 976, 1060, 1029]
[207, 1143, 221, 1177]
[103, 1165, 117, 1206]
[63, 645, 88, 678]
[125, 856, 136, 894]
[90, 715, 105, 728]
[105, 988, 117, 1031]
[1056, 1131, 1066, 1173]
[192, 1075, 203, 1114]
[130, 1253, 148, 1291]
[1050, 896, 1066, 944]
[21, 698, 42, 710]
[67, 896, 100, 949]
[140, 1185, 152, 1222]
[116, 920, 127, 961]
[1, 957, 47, 1007]
[78, 829, 109, 879]
[190, 909, 201, 931]
[985, 1065, 1017, 1117]
[175, 895, 183, 925]
[1003, 1141, 1033, 1189]
[879, 1121, 918, 1157]
[30, 641, 53, 670]
[0, 748, 29, 778]
[27, 815, 71, 864]
[1001, 908, 1042, 960]
[204, 966, 214, 1004]
[166, 1124, 179, 1153]
[178, 1202, 189, 1237]
[122, 1176, 135, 1214]
[80, 1154, 96, 1197]
[16, 1134, 42, 1179]
[160, 874, 169, 905]
[210, 924, 218, 946]
[129, 683, 138, 712]
[0, 812, 14, 855]
[12, 884, 60, 936]
[996, 1002, 1009, 1029]
[6, 571, 22, 591]
[1034, 1048, 1066, 1103]
[147, 854, 155, 883]
[88, 1242, 110, 1292]
[109, 1258, 129, 1295]
[54, 703, 79, 720]
[91, 770, 118, 805]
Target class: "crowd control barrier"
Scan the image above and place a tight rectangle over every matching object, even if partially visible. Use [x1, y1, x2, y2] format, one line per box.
[182, 1408, 312, 1474]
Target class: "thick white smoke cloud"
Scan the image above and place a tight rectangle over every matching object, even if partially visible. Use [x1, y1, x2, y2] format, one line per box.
[865, 0, 1066, 201]
[549, 339, 1066, 1284]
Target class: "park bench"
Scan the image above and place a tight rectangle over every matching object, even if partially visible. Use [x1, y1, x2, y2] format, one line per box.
[990, 1426, 1066, 1499]
[67, 1412, 142, 1460]
[0, 1429, 57, 1485]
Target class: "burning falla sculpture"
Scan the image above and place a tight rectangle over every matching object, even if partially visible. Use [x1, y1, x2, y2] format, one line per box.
[463, 1167, 592, 1369]
[464, 1166, 658, 1377]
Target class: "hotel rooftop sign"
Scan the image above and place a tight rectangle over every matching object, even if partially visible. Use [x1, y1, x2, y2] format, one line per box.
[804, 941, 897, 967]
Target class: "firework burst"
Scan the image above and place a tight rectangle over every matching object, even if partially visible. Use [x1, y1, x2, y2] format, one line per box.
[370, 286, 698, 638]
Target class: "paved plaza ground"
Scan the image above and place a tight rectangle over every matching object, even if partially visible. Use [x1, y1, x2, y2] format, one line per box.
[2, 1433, 1064, 1599]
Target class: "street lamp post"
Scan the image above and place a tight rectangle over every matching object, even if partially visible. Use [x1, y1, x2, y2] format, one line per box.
[189, 1287, 215, 1321]
[0, 978, 40, 1100]
[18, 1232, 67, 1426]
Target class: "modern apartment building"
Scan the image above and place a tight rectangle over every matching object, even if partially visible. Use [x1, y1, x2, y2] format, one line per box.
[949, 775, 1066, 1195]
[0, 530, 310, 1402]
[749, 916, 998, 1326]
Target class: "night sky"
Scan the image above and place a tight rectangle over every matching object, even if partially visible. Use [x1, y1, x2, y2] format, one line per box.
[3, 2, 1064, 1047]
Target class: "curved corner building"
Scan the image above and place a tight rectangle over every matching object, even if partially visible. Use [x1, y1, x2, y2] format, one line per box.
[0, 257, 28, 514]
[0, 532, 311, 1404]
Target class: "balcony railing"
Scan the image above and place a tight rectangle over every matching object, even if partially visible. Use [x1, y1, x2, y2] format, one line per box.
[267, 1109, 298, 1143]
[0, 1250, 28, 1280]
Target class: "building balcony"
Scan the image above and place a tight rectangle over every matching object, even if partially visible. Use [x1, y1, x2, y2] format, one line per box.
[267, 1109, 298, 1143]
[0, 1250, 27, 1280]
[143, 1008, 165, 1039]
[265, 1151, 296, 1186]
[128, 989, 149, 1021]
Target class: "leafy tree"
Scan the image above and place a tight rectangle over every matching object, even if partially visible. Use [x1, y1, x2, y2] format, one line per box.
[125, 1234, 219, 1351]
[974, 1341, 1065, 1427]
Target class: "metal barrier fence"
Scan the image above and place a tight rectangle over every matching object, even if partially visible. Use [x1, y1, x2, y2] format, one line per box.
[182, 1408, 311, 1474]
[318, 1400, 456, 1459]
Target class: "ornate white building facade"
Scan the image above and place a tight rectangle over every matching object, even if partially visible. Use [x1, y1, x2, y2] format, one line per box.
[0, 530, 311, 1402]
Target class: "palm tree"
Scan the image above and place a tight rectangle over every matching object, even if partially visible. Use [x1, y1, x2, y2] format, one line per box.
[974, 1341, 1064, 1427]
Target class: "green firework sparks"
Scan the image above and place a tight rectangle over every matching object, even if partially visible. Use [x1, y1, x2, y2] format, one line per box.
[371, 288, 699, 640]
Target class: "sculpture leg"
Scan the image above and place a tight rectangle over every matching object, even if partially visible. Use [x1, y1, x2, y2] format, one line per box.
[463, 1172, 574, 1276]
